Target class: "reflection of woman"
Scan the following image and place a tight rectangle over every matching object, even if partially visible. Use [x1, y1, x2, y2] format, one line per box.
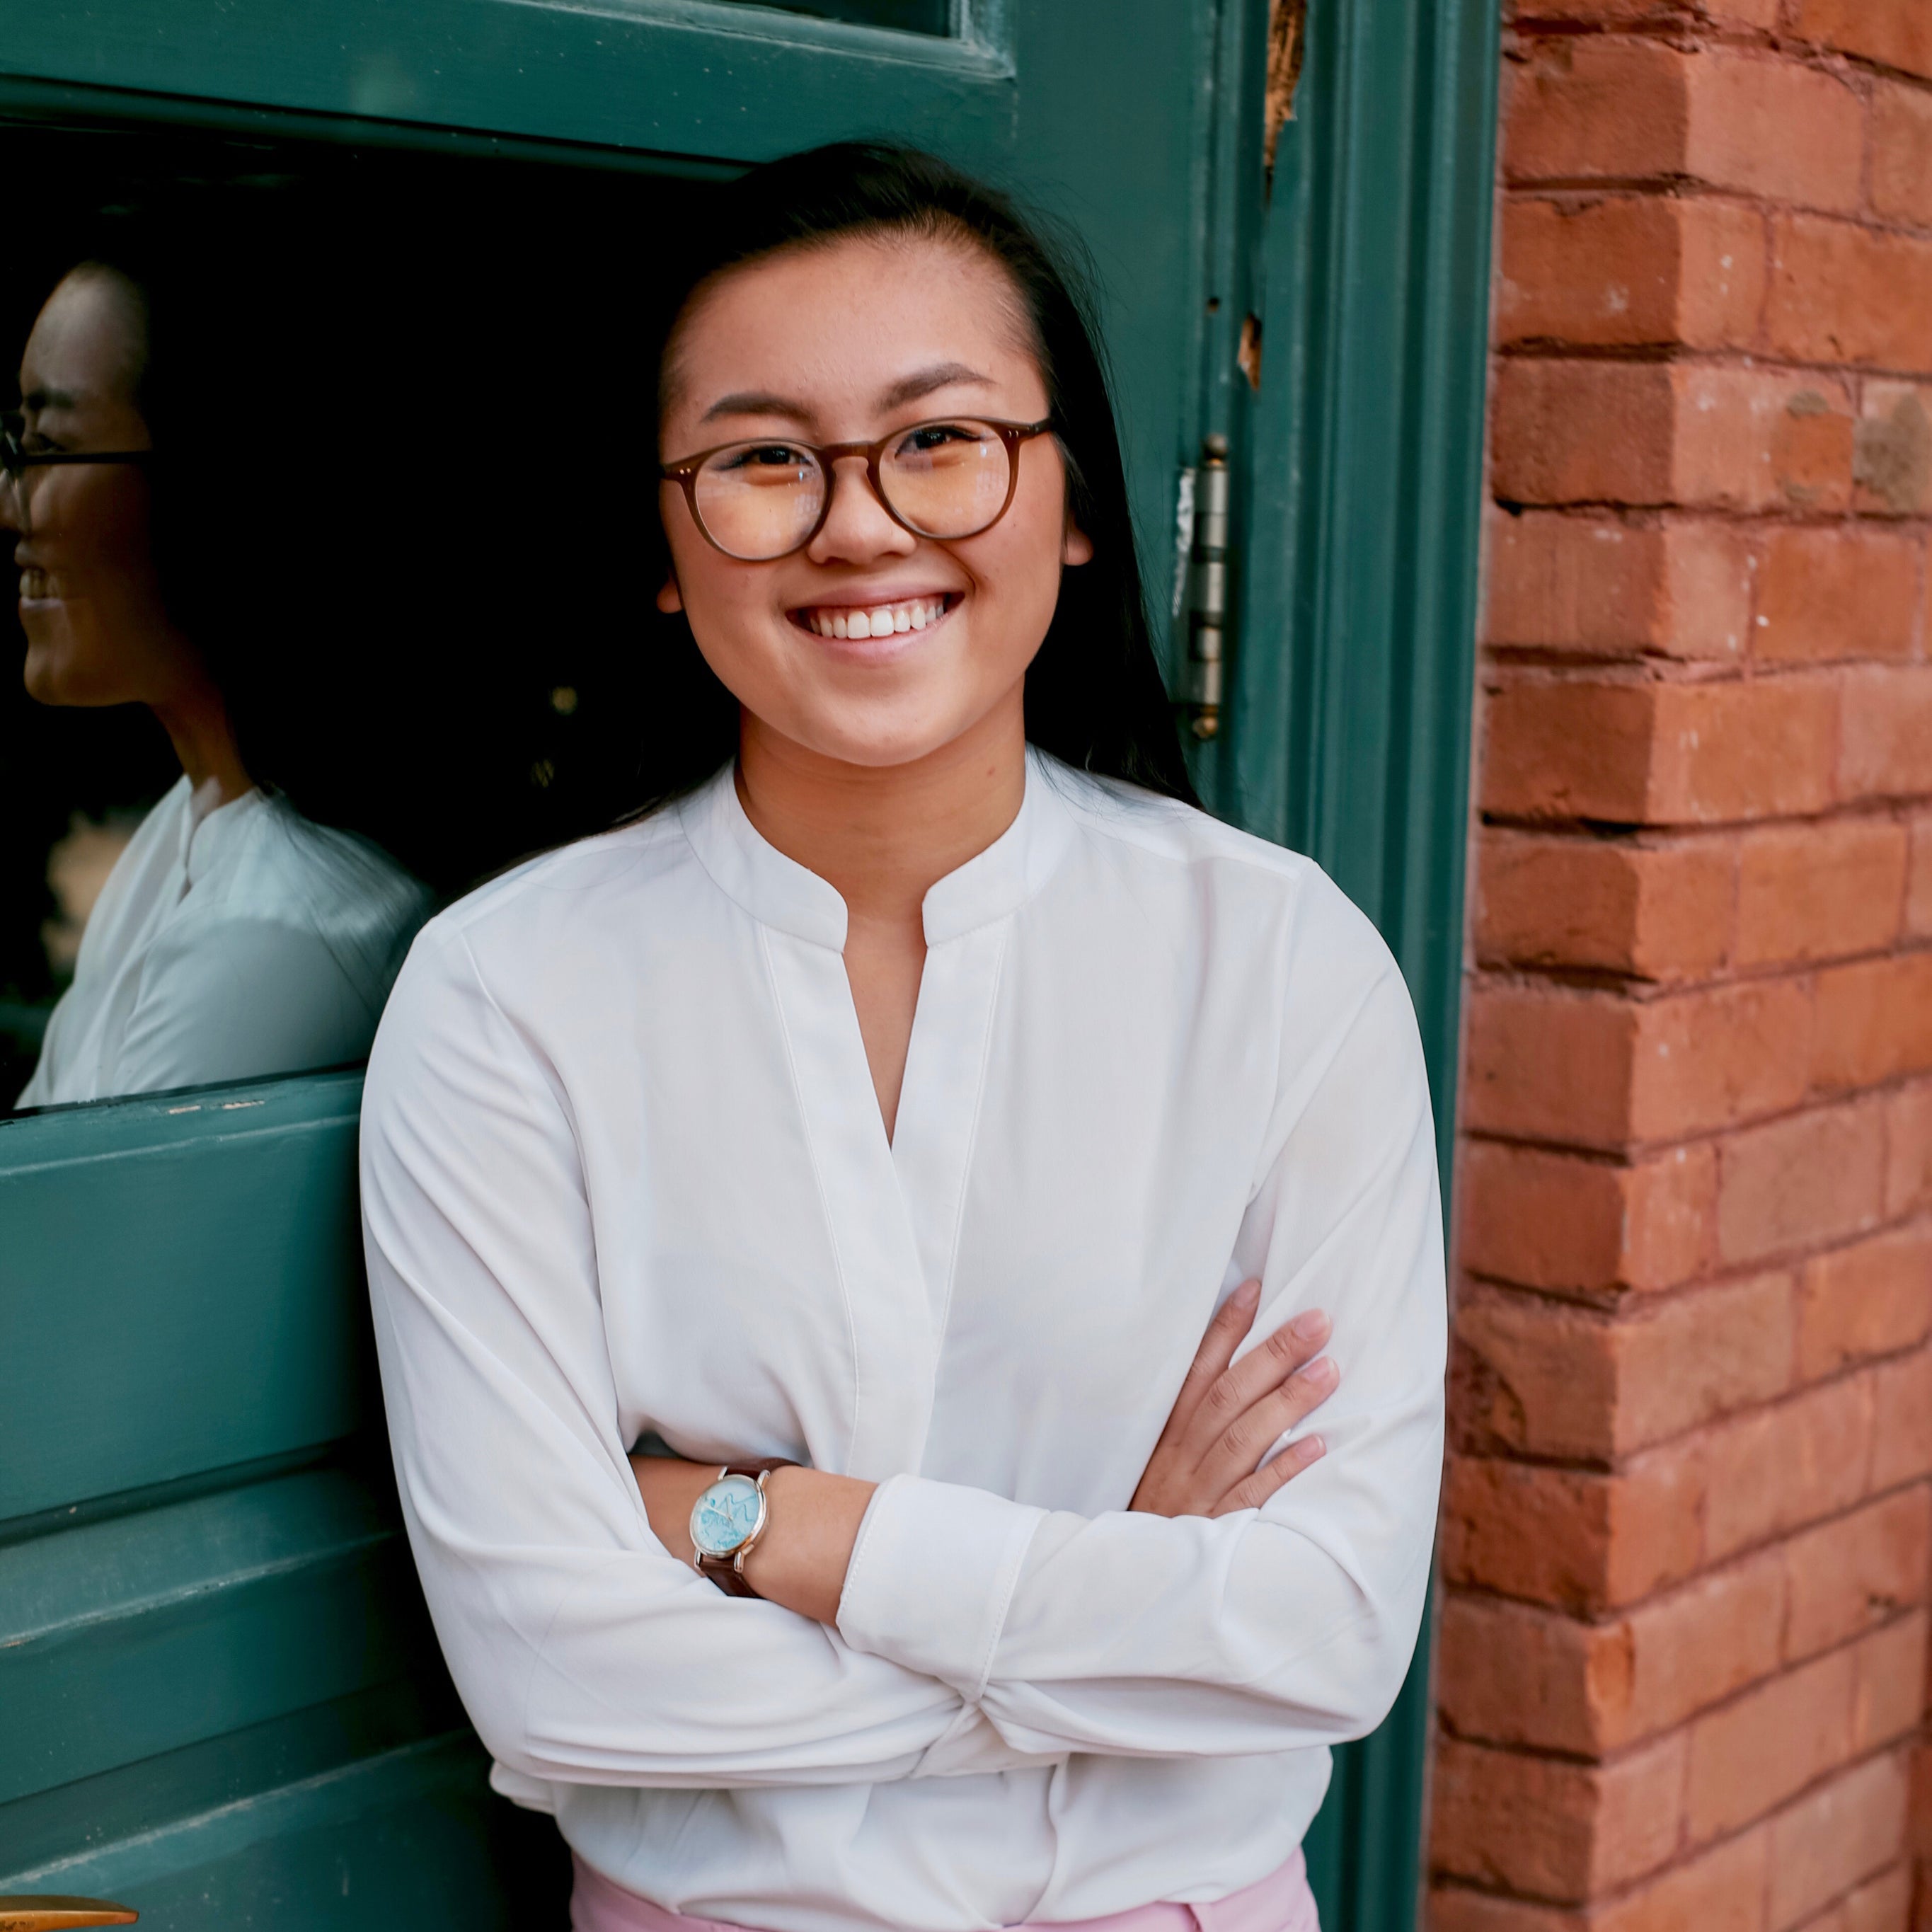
[4, 256, 430, 1107]
[362, 148, 1442, 1932]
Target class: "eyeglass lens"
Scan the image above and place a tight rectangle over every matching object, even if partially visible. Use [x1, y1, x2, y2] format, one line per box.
[691, 420, 1014, 561]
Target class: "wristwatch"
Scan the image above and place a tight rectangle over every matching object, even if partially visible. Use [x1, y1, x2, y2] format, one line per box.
[689, 1460, 795, 1597]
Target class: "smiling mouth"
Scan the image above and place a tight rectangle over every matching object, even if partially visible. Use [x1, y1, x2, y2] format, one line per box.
[18, 568, 54, 601]
[790, 592, 955, 640]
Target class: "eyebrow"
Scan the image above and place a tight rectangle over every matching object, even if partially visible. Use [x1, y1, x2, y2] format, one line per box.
[698, 361, 995, 425]
[21, 385, 79, 412]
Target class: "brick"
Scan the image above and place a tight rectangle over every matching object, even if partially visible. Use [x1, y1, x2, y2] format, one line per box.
[1505, 40, 1865, 211]
[1591, 1828, 1772, 1932]
[1871, 1345, 1932, 1489]
[1856, 386, 1932, 520]
[1755, 527, 1923, 667]
[1431, 1731, 1687, 1898]
[1873, 81, 1932, 229]
[1769, 1749, 1912, 1931]
[1442, 1443, 1704, 1611]
[1464, 979, 1812, 1148]
[1631, 979, 1814, 1142]
[1425, 1890, 1581, 1932]
[1439, 1556, 1792, 1756]
[1888, 1083, 1932, 1219]
[1852, 1612, 1930, 1754]
[1688, 1643, 1856, 1841]
[1836, 1863, 1913, 1932]
[1458, 1139, 1717, 1299]
[1798, 1227, 1932, 1381]
[1495, 363, 1855, 512]
[1435, 1593, 1614, 1754]
[1498, 194, 1766, 351]
[1505, 37, 1692, 185]
[1767, 217, 1932, 375]
[1684, 50, 1866, 214]
[1476, 832, 1732, 979]
[1481, 677, 1655, 822]
[1650, 678, 1840, 822]
[1795, 0, 1932, 83]
[1718, 1098, 1889, 1265]
[1464, 984, 1639, 1145]
[1703, 1371, 1876, 1560]
[1786, 1494, 1932, 1659]
[1813, 954, 1932, 1091]
[1840, 668, 1932, 803]
[1454, 1272, 1793, 1459]
[1737, 819, 1909, 967]
[1909, 817, 1932, 942]
[1484, 513, 1754, 661]
[1483, 675, 1838, 826]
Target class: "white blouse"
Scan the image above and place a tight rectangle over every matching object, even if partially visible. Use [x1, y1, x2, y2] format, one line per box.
[360, 752, 1445, 1932]
[18, 775, 432, 1110]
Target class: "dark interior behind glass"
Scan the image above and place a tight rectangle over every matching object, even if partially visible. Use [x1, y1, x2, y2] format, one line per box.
[1, 121, 721, 1100]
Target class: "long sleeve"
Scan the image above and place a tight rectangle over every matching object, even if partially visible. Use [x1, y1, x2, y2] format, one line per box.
[835, 949, 1447, 1762]
[360, 924, 993, 1790]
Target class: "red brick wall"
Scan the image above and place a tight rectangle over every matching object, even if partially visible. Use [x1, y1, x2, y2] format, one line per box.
[1433, 2, 1932, 1926]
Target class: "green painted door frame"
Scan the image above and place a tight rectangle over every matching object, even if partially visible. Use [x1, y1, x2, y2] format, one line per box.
[0, 2, 1500, 1925]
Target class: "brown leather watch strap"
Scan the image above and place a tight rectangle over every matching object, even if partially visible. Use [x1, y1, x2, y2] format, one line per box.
[694, 1461, 797, 1597]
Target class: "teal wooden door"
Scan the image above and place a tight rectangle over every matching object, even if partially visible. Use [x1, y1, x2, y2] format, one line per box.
[0, 2, 1500, 1926]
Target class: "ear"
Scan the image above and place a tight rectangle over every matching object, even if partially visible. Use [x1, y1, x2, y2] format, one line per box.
[657, 571, 684, 615]
[1062, 517, 1094, 568]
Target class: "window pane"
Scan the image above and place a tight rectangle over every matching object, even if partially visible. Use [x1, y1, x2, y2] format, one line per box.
[1, 125, 719, 1112]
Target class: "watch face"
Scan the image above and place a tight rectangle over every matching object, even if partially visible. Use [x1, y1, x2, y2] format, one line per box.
[690, 1473, 764, 1558]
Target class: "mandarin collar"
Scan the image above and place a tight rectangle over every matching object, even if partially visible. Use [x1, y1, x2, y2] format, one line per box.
[678, 747, 1076, 952]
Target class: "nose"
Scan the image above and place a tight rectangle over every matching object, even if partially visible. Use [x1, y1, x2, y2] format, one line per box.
[805, 454, 916, 566]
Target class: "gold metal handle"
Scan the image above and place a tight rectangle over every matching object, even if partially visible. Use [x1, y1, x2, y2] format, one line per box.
[0, 1899, 138, 1931]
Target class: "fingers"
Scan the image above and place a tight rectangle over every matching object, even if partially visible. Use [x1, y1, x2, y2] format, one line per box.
[1197, 1352, 1338, 1499]
[1161, 1279, 1261, 1444]
[1211, 1431, 1327, 1517]
[1179, 1304, 1331, 1465]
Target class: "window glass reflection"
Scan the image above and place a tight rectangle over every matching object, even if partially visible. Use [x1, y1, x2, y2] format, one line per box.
[2, 130, 705, 1112]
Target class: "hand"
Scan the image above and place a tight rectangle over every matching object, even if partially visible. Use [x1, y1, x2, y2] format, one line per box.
[630, 1452, 873, 1625]
[1129, 1280, 1337, 1518]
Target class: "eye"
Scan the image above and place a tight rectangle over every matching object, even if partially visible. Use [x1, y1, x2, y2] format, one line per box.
[896, 421, 984, 456]
[716, 443, 813, 474]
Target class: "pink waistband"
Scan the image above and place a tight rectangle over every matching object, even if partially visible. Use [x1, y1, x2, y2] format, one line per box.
[570, 1847, 1319, 1932]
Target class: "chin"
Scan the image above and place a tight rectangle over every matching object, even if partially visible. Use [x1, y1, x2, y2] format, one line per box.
[21, 625, 115, 708]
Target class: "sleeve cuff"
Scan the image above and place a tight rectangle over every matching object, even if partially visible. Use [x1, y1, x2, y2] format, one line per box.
[836, 1473, 1046, 1696]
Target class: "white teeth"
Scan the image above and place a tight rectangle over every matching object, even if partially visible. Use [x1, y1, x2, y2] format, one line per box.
[805, 595, 948, 639]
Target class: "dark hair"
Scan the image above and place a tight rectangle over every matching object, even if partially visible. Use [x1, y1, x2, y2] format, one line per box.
[628, 142, 1197, 815]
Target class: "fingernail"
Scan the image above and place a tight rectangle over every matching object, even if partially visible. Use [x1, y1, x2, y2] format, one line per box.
[1302, 1434, 1326, 1461]
[1306, 1355, 1338, 1387]
[1235, 1280, 1261, 1309]
[1290, 1309, 1328, 1340]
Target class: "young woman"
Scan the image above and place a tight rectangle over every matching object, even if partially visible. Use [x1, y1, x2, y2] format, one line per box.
[361, 144, 1444, 1932]
[6, 249, 430, 1107]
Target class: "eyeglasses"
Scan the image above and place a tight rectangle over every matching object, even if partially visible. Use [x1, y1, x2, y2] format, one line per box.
[1, 414, 154, 536]
[660, 416, 1054, 562]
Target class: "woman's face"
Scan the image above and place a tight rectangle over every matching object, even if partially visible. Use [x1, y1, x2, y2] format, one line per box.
[6, 268, 190, 708]
[657, 232, 1091, 771]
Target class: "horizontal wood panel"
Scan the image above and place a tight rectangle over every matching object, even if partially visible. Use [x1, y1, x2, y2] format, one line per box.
[0, 1471, 432, 1804]
[0, 1732, 515, 1931]
[0, 0, 1014, 164]
[0, 1073, 369, 1522]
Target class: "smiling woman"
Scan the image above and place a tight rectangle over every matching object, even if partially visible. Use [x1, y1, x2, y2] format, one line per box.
[359, 144, 1444, 1932]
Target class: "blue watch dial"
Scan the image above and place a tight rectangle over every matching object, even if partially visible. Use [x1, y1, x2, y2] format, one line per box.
[690, 1473, 764, 1558]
